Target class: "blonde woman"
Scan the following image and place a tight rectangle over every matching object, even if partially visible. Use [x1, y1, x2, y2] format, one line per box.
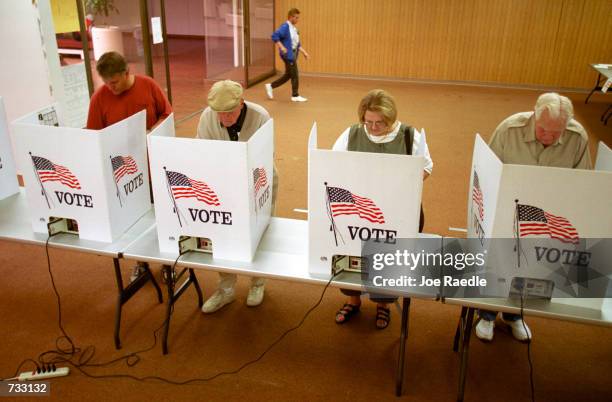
[332, 89, 433, 329]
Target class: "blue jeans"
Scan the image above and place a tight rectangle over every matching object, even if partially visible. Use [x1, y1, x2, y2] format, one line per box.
[479, 309, 519, 322]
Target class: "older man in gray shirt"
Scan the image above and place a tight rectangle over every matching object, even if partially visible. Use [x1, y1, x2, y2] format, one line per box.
[196, 80, 277, 313]
[477, 92, 592, 343]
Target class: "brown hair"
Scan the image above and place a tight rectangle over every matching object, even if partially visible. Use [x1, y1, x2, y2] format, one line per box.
[288, 8, 300, 18]
[357, 89, 397, 127]
[96, 51, 128, 78]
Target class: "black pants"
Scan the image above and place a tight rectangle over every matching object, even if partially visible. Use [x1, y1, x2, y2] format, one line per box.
[271, 57, 299, 96]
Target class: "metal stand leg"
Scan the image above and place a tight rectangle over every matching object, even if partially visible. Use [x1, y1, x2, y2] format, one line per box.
[457, 307, 475, 402]
[585, 74, 603, 104]
[395, 297, 411, 396]
[112, 258, 164, 350]
[161, 266, 204, 355]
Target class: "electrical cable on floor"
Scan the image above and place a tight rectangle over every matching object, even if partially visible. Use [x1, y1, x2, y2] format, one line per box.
[7, 235, 340, 386]
[69, 270, 340, 385]
[519, 290, 535, 402]
[6, 235, 182, 379]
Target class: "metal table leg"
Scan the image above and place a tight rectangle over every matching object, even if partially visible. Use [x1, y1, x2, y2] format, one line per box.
[161, 265, 204, 354]
[113, 258, 164, 349]
[457, 307, 475, 402]
[453, 306, 468, 352]
[395, 297, 411, 396]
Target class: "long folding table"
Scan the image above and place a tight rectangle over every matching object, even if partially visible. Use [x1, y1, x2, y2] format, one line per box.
[446, 296, 612, 402]
[122, 212, 442, 396]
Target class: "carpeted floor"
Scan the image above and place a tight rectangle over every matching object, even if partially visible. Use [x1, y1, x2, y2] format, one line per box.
[0, 75, 610, 401]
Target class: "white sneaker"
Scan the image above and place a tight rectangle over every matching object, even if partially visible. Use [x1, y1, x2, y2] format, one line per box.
[475, 319, 495, 341]
[291, 96, 307, 102]
[129, 264, 147, 283]
[502, 318, 532, 341]
[246, 284, 265, 307]
[201, 289, 235, 313]
[265, 83, 274, 99]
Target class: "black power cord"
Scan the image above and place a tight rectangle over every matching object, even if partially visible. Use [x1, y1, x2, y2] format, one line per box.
[519, 291, 535, 402]
[6, 235, 183, 379]
[7, 235, 340, 386]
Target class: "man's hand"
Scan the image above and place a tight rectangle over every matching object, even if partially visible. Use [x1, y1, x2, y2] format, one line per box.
[277, 43, 287, 55]
[300, 48, 310, 60]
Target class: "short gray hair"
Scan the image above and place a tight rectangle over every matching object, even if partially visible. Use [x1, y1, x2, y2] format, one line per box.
[534, 92, 573, 123]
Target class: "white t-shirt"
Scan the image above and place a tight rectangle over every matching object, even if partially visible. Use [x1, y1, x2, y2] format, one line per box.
[332, 121, 434, 174]
[287, 20, 299, 50]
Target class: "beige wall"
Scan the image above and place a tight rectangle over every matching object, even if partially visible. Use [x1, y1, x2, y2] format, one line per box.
[274, 0, 612, 89]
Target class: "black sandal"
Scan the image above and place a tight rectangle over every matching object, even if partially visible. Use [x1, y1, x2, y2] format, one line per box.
[375, 306, 391, 329]
[335, 303, 360, 324]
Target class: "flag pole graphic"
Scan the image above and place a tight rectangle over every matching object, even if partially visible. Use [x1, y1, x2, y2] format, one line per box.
[164, 166, 183, 227]
[253, 169, 258, 222]
[325, 182, 340, 247]
[29, 152, 51, 209]
[110, 156, 123, 208]
[514, 199, 521, 269]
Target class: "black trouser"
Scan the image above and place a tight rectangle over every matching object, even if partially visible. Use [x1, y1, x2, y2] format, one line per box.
[271, 57, 299, 96]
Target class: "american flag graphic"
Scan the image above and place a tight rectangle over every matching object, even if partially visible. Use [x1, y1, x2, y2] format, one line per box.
[166, 171, 220, 206]
[32, 155, 81, 190]
[327, 186, 385, 224]
[253, 167, 268, 195]
[517, 204, 579, 245]
[472, 171, 484, 220]
[111, 155, 138, 183]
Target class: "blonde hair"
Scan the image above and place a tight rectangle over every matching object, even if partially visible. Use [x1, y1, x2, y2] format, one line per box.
[534, 92, 574, 123]
[358, 89, 397, 127]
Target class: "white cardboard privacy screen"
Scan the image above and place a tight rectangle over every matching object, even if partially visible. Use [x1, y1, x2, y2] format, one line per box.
[467, 134, 612, 310]
[308, 126, 425, 276]
[467, 135, 503, 242]
[0, 97, 19, 200]
[595, 141, 612, 172]
[11, 108, 151, 242]
[148, 116, 273, 260]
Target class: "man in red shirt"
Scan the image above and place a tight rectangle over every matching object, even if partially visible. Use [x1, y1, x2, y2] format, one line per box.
[87, 52, 171, 282]
[86, 51, 171, 130]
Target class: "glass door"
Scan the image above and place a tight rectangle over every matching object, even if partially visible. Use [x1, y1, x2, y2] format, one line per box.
[145, 0, 172, 103]
[203, 0, 245, 84]
[245, 0, 275, 86]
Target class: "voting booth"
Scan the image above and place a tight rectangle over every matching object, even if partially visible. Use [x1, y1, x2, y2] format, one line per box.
[148, 115, 273, 261]
[464, 135, 612, 309]
[11, 106, 151, 242]
[307, 124, 425, 276]
[595, 141, 612, 172]
[0, 97, 19, 200]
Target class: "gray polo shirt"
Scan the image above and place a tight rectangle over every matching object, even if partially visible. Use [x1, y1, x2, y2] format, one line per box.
[488, 112, 592, 169]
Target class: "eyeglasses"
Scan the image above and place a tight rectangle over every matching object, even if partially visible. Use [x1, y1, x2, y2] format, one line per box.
[363, 120, 387, 128]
